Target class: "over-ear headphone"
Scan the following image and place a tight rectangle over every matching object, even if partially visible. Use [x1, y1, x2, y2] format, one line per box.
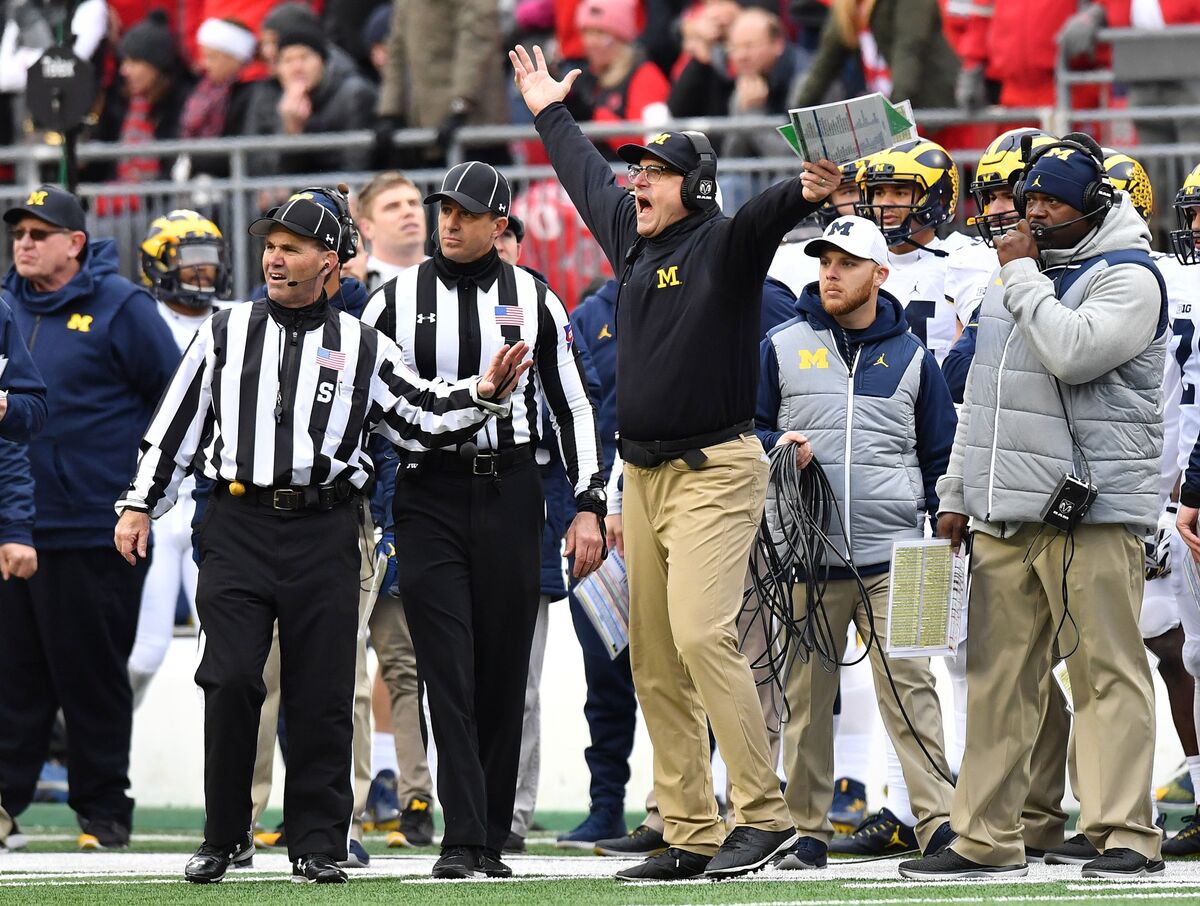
[1012, 132, 1114, 219]
[679, 131, 718, 211]
[298, 184, 360, 264]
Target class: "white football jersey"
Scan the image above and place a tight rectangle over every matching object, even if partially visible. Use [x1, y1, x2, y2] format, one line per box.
[1161, 253, 1200, 478]
[768, 241, 821, 298]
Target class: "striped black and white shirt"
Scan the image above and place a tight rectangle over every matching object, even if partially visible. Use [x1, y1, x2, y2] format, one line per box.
[117, 298, 508, 518]
[361, 253, 603, 498]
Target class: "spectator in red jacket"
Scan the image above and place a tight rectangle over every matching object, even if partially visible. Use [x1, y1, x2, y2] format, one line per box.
[564, 0, 670, 158]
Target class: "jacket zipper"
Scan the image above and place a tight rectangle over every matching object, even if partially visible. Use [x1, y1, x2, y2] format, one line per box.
[27, 314, 42, 350]
[985, 330, 1015, 521]
[275, 322, 301, 424]
[843, 346, 861, 559]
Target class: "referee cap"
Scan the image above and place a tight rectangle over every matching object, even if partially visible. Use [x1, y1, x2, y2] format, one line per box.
[425, 161, 511, 216]
[804, 215, 889, 267]
[249, 194, 341, 253]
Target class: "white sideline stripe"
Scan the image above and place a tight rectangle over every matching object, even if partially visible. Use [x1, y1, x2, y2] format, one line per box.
[625, 897, 1200, 906]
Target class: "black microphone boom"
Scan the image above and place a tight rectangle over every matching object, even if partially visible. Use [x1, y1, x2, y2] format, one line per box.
[285, 266, 328, 287]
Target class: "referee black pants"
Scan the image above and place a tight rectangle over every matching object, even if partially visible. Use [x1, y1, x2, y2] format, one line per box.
[395, 460, 543, 852]
[0, 548, 147, 828]
[194, 494, 360, 860]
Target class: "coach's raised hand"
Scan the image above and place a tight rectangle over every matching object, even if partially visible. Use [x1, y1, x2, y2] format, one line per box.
[509, 44, 581, 117]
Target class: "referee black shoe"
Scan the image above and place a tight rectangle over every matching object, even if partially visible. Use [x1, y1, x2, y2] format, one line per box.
[615, 847, 710, 881]
[478, 848, 513, 878]
[705, 826, 797, 878]
[184, 834, 255, 883]
[899, 848, 1028, 880]
[291, 853, 349, 883]
[432, 845, 483, 879]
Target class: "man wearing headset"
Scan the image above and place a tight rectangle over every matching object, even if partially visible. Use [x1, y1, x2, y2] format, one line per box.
[511, 44, 841, 881]
[902, 134, 1168, 880]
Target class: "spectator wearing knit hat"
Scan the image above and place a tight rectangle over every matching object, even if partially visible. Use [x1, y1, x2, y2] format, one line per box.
[175, 18, 262, 179]
[563, 0, 670, 160]
[88, 10, 196, 183]
[242, 16, 378, 176]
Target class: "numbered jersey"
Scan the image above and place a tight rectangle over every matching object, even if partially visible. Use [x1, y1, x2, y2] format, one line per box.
[1163, 252, 1200, 477]
[883, 231, 994, 364]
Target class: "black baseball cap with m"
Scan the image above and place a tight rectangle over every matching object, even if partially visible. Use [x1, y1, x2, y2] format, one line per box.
[617, 131, 705, 174]
[4, 184, 87, 233]
[425, 162, 511, 216]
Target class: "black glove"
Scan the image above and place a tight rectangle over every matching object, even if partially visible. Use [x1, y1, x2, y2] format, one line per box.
[435, 109, 468, 153]
[371, 115, 405, 170]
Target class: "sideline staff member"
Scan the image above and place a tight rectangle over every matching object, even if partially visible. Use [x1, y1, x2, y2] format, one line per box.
[363, 160, 605, 880]
[511, 44, 840, 880]
[114, 194, 531, 885]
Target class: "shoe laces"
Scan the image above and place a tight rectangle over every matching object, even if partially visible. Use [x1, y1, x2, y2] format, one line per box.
[849, 811, 893, 838]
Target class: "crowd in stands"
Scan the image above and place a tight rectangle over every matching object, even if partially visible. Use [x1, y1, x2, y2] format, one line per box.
[1, 0, 1198, 186]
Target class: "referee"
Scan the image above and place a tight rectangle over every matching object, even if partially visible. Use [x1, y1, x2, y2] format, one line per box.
[113, 193, 531, 885]
[362, 160, 605, 880]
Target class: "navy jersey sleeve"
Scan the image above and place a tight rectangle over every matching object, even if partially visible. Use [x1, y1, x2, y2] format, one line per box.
[0, 439, 35, 546]
[941, 320, 977, 405]
[754, 335, 785, 452]
[914, 349, 958, 514]
[0, 295, 47, 442]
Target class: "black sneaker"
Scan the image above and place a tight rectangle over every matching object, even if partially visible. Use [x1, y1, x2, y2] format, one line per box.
[400, 797, 435, 847]
[502, 831, 526, 854]
[291, 853, 348, 884]
[479, 848, 513, 878]
[432, 845, 482, 879]
[705, 826, 797, 878]
[828, 777, 868, 834]
[615, 847, 710, 881]
[1082, 847, 1166, 878]
[829, 808, 917, 855]
[1026, 846, 1046, 863]
[776, 836, 827, 870]
[924, 821, 956, 856]
[184, 835, 255, 884]
[1164, 809, 1200, 857]
[899, 848, 1028, 880]
[1044, 833, 1100, 865]
[595, 824, 667, 857]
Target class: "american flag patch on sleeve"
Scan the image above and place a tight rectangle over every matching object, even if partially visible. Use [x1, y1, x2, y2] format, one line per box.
[494, 305, 524, 326]
[316, 346, 346, 371]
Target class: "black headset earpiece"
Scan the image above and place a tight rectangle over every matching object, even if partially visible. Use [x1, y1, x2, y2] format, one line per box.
[298, 185, 360, 264]
[679, 131, 718, 211]
[1013, 135, 1112, 219]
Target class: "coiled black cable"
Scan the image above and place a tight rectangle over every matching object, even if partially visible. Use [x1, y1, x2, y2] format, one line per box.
[742, 442, 955, 786]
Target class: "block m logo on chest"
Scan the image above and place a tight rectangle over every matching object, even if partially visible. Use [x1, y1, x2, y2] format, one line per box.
[656, 266, 682, 288]
[798, 348, 829, 369]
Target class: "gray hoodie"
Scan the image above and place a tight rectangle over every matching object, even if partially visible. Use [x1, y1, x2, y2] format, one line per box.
[937, 193, 1167, 535]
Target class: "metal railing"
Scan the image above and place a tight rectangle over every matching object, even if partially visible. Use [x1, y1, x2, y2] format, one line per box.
[1, 105, 1198, 300]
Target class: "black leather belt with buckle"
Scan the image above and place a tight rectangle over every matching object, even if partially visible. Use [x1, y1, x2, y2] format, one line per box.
[221, 479, 356, 511]
[423, 444, 535, 476]
[619, 420, 754, 470]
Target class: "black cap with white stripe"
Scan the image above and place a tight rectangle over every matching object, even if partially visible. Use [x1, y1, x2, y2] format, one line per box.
[424, 161, 511, 217]
[248, 195, 342, 253]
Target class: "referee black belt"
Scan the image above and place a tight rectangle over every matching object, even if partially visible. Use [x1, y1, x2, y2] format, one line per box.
[218, 478, 357, 511]
[619, 420, 753, 470]
[423, 444, 535, 476]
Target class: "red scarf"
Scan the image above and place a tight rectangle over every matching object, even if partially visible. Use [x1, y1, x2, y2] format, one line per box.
[180, 77, 232, 139]
[115, 95, 160, 183]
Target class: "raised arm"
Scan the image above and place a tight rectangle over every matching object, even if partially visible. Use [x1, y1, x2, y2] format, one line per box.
[512, 44, 638, 268]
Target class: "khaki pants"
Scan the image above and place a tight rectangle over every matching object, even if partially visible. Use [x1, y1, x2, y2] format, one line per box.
[641, 583, 785, 835]
[624, 435, 791, 856]
[1022, 669, 1072, 849]
[251, 503, 378, 841]
[369, 594, 434, 805]
[952, 523, 1161, 866]
[782, 573, 954, 848]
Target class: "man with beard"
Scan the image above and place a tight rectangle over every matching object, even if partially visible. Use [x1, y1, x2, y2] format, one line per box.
[756, 215, 958, 871]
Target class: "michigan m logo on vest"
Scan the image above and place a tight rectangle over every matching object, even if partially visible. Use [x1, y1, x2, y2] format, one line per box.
[798, 348, 829, 369]
[656, 266, 682, 288]
[66, 313, 93, 332]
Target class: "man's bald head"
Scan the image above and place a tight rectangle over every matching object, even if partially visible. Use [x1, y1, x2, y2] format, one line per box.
[726, 7, 785, 77]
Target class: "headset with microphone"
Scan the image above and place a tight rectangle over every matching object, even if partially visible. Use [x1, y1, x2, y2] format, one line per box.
[1012, 132, 1114, 242]
[295, 184, 361, 264]
[285, 261, 331, 287]
[679, 131, 718, 211]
